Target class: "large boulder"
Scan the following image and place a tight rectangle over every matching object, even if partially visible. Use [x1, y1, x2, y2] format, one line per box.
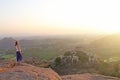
[0, 63, 62, 80]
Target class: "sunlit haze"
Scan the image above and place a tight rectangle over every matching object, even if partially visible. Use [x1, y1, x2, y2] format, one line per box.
[0, 0, 120, 36]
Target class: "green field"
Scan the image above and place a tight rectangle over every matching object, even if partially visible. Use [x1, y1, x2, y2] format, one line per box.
[0, 54, 15, 60]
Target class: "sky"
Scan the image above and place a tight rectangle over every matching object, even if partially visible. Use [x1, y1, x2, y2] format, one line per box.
[0, 0, 120, 36]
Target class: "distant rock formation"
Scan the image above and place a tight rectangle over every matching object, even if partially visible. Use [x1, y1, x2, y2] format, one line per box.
[57, 50, 95, 66]
[60, 54, 79, 65]
[0, 62, 62, 80]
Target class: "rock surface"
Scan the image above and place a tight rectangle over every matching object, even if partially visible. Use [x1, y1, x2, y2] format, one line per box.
[0, 63, 62, 80]
[0, 61, 120, 80]
[62, 73, 120, 80]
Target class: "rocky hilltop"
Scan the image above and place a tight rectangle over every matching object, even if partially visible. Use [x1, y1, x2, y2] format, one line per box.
[0, 61, 120, 80]
[0, 62, 62, 80]
[62, 73, 120, 80]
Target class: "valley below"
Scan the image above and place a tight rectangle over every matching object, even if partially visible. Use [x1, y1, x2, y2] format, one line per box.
[0, 34, 120, 79]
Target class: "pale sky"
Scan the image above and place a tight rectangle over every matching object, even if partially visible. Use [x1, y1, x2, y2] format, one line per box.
[0, 0, 120, 36]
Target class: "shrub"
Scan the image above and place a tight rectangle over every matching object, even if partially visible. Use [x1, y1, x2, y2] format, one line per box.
[55, 57, 62, 67]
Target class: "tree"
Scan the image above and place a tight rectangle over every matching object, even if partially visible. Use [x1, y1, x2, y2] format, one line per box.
[55, 57, 61, 67]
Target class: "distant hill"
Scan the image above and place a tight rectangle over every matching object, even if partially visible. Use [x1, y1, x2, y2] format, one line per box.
[0, 36, 93, 59]
[0, 35, 103, 60]
[89, 34, 120, 59]
[0, 37, 14, 49]
[0, 36, 90, 49]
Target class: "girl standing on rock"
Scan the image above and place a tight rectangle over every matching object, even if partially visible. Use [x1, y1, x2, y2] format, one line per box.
[15, 41, 22, 64]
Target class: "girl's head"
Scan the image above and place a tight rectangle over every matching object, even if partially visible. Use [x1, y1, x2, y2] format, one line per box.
[15, 41, 18, 46]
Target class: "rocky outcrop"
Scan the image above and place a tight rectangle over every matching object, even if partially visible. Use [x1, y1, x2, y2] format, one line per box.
[62, 73, 120, 80]
[0, 62, 62, 80]
[0, 61, 120, 80]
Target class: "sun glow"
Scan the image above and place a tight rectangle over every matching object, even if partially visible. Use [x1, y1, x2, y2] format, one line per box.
[0, 0, 120, 36]
[97, 27, 120, 34]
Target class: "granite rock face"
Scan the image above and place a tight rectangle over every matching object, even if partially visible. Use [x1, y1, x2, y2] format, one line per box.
[0, 63, 62, 80]
[62, 73, 120, 80]
[0, 61, 120, 80]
